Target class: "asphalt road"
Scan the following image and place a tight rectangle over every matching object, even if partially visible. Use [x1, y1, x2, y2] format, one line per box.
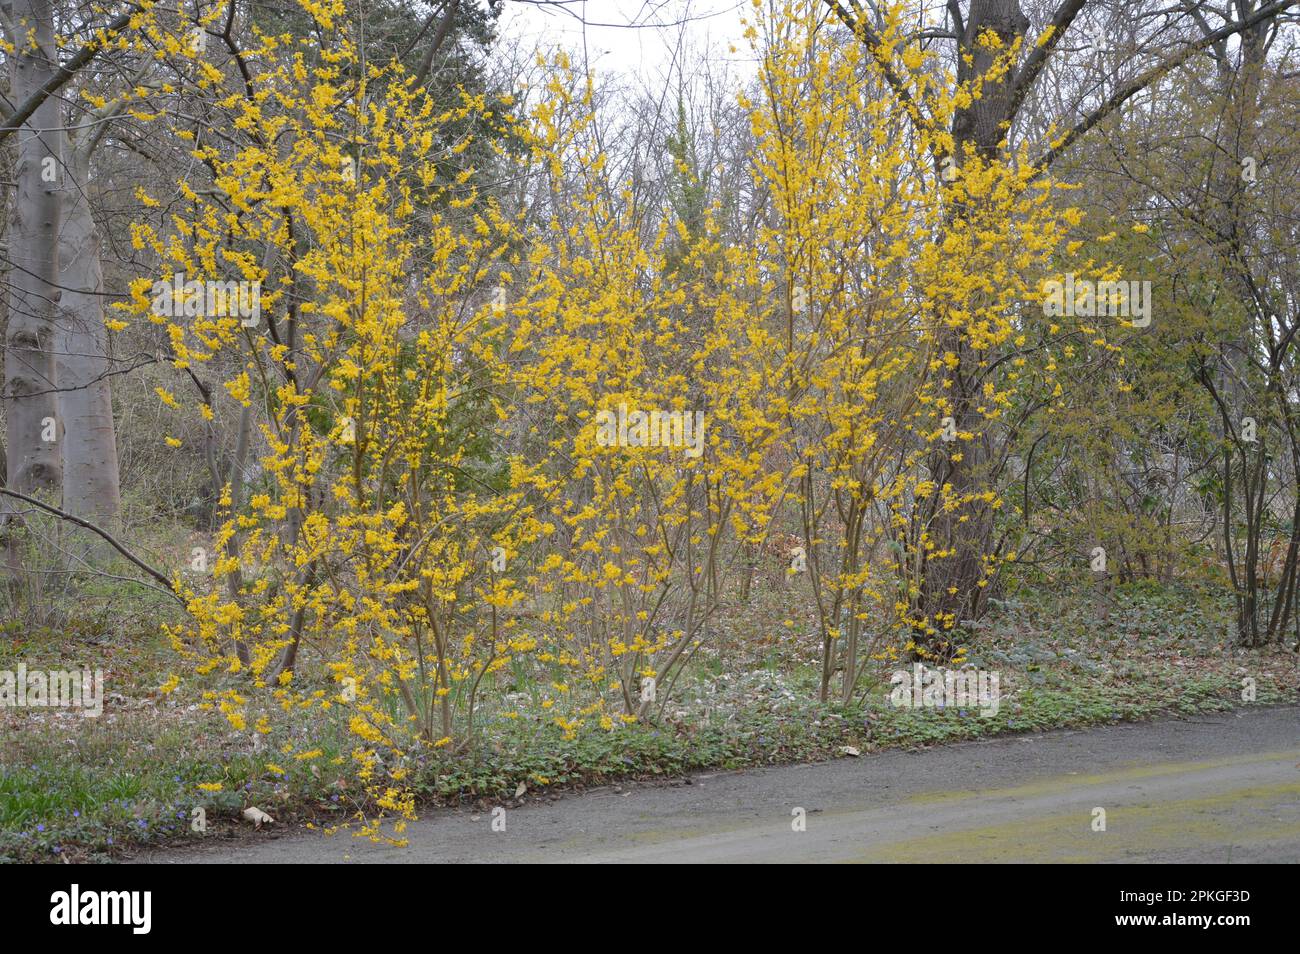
[147, 705, 1299, 863]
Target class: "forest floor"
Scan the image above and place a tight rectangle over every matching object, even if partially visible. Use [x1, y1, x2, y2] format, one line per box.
[2, 577, 1297, 862]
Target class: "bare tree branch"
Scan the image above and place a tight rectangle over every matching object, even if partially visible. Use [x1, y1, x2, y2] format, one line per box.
[412, 0, 462, 88]
[0, 7, 136, 146]
[0, 488, 181, 599]
[824, 0, 934, 136]
[1007, 0, 1091, 120]
[1034, 0, 1300, 171]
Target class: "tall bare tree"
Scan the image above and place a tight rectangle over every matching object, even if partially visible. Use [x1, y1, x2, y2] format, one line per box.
[2, 0, 63, 506]
[827, 0, 1299, 655]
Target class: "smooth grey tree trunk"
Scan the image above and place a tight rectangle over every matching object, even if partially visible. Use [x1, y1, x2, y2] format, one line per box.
[56, 135, 122, 534]
[3, 0, 63, 502]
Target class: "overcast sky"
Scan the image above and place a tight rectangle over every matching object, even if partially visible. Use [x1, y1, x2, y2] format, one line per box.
[498, 0, 757, 85]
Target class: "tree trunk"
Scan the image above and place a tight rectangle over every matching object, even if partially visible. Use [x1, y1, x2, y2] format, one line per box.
[57, 138, 122, 542]
[915, 0, 1028, 657]
[3, 0, 63, 505]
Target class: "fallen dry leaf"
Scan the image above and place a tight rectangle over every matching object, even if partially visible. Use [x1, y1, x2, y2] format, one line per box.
[242, 806, 275, 828]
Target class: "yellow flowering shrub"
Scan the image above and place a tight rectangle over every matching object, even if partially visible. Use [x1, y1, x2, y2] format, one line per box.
[124, 1, 1090, 828]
